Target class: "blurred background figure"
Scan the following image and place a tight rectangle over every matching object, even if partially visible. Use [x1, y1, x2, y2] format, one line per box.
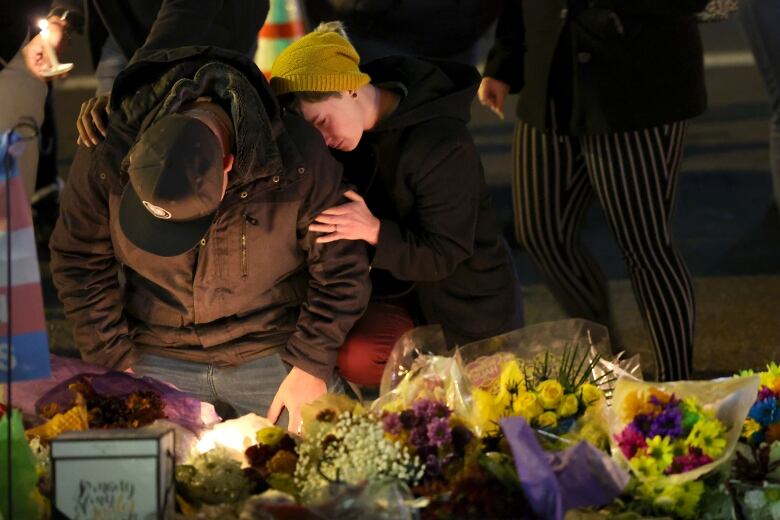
[24, 0, 269, 95]
[738, 0, 780, 213]
[304, 0, 500, 65]
[0, 2, 50, 201]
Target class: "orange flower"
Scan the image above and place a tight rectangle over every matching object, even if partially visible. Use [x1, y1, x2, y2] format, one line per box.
[766, 423, 780, 444]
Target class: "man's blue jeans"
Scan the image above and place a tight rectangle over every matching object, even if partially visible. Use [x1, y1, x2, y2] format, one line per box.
[739, 0, 780, 210]
[133, 352, 342, 427]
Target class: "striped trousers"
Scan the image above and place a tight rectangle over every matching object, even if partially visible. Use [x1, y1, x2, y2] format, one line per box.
[513, 118, 695, 381]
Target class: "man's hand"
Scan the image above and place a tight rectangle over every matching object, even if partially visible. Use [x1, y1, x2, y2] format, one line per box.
[309, 190, 380, 245]
[478, 77, 510, 120]
[22, 17, 68, 80]
[76, 95, 110, 147]
[267, 366, 328, 432]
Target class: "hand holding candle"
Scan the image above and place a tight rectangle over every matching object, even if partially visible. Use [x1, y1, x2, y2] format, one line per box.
[23, 19, 73, 80]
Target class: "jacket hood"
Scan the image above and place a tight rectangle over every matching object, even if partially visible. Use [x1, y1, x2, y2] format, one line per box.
[109, 46, 284, 186]
[364, 56, 480, 132]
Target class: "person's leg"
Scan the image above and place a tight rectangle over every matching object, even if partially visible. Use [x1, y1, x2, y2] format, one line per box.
[581, 123, 695, 381]
[337, 300, 415, 388]
[132, 354, 216, 403]
[211, 353, 290, 422]
[739, 0, 780, 210]
[512, 118, 612, 326]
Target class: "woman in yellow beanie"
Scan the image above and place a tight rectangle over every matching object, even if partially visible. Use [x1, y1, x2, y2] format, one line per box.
[270, 22, 523, 388]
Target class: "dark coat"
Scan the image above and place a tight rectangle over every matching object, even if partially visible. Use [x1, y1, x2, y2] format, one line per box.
[484, 0, 709, 135]
[305, 0, 500, 63]
[51, 0, 268, 68]
[50, 47, 371, 380]
[338, 56, 519, 346]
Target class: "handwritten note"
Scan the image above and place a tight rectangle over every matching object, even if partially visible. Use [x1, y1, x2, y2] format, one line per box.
[73, 480, 138, 520]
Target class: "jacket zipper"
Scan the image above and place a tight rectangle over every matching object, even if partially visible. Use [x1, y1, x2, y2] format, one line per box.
[240, 213, 259, 278]
[241, 212, 248, 278]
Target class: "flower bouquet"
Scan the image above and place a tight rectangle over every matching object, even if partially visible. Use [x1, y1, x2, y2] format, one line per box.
[471, 344, 611, 451]
[729, 363, 780, 519]
[608, 376, 759, 519]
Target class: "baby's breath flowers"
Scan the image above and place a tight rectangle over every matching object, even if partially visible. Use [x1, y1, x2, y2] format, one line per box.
[294, 410, 424, 502]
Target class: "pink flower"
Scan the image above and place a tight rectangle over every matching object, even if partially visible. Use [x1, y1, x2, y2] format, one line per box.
[615, 424, 647, 459]
[667, 447, 713, 474]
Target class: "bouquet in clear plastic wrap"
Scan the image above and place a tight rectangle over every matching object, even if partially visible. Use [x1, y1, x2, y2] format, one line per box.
[372, 326, 478, 431]
[455, 320, 640, 450]
[470, 346, 611, 451]
[608, 376, 759, 519]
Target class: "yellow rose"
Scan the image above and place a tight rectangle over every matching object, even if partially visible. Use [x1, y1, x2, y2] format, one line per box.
[556, 393, 580, 418]
[513, 391, 543, 421]
[579, 384, 603, 406]
[537, 380, 564, 410]
[537, 411, 559, 429]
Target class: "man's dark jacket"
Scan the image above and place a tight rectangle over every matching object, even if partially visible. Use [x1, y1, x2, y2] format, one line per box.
[51, 0, 268, 67]
[339, 56, 519, 346]
[484, 0, 709, 135]
[50, 46, 371, 380]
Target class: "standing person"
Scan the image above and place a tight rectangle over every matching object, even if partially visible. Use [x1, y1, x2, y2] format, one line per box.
[270, 23, 522, 388]
[479, 0, 707, 381]
[50, 46, 370, 430]
[739, 0, 780, 212]
[303, 0, 500, 65]
[1, 2, 49, 200]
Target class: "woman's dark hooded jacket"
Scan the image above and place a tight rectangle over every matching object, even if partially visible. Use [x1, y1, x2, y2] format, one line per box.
[337, 56, 520, 346]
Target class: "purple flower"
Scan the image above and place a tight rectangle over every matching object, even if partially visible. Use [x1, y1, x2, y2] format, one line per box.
[382, 412, 402, 435]
[399, 409, 419, 429]
[648, 404, 683, 438]
[409, 426, 429, 448]
[413, 399, 437, 421]
[431, 401, 452, 419]
[615, 424, 647, 459]
[650, 393, 679, 407]
[427, 417, 452, 448]
[758, 387, 777, 402]
[631, 413, 653, 435]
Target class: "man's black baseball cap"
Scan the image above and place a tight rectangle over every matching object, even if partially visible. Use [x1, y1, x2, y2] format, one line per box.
[119, 114, 224, 257]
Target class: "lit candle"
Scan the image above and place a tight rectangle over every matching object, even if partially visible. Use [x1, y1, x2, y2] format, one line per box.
[37, 19, 61, 69]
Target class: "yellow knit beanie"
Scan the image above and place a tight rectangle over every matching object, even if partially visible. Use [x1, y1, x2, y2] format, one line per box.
[270, 22, 371, 95]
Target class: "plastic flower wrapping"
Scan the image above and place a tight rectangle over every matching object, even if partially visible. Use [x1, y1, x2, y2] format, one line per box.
[609, 375, 759, 519]
[729, 363, 780, 519]
[455, 320, 637, 451]
[372, 326, 478, 431]
[294, 394, 425, 504]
